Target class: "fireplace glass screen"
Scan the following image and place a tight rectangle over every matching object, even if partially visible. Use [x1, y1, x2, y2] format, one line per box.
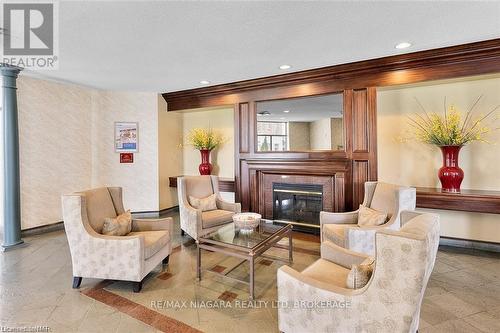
[273, 183, 323, 232]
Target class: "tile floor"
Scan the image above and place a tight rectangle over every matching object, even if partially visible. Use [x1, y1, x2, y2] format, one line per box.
[0, 211, 499, 333]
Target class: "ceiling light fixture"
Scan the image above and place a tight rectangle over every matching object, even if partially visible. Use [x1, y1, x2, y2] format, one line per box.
[200, 80, 210, 85]
[279, 64, 291, 70]
[395, 42, 412, 49]
[283, 110, 290, 113]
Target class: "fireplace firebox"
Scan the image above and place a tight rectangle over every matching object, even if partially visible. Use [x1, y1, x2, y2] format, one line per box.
[273, 183, 323, 233]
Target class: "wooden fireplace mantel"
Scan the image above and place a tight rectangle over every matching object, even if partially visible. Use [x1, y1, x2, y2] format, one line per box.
[416, 187, 500, 214]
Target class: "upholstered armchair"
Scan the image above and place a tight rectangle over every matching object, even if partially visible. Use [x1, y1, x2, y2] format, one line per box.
[62, 187, 173, 292]
[278, 211, 440, 333]
[177, 175, 241, 240]
[320, 181, 416, 255]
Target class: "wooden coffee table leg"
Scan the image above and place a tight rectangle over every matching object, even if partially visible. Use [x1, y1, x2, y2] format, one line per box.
[249, 256, 255, 300]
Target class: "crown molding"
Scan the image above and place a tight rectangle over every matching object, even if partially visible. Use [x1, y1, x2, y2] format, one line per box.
[163, 38, 500, 110]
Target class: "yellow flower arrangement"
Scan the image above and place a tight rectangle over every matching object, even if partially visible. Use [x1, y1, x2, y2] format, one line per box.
[186, 128, 223, 150]
[408, 96, 499, 146]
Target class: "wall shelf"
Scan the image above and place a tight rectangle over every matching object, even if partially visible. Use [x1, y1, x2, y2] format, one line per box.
[416, 187, 500, 214]
[169, 176, 235, 192]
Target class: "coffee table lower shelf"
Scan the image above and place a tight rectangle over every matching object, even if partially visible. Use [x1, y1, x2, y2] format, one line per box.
[196, 224, 293, 300]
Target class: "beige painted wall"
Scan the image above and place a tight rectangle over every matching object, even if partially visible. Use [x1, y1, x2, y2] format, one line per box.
[289, 122, 310, 150]
[16, 77, 93, 229]
[90, 90, 160, 213]
[179, 108, 234, 178]
[158, 96, 183, 210]
[378, 76, 500, 243]
[310, 118, 332, 150]
[6, 76, 163, 229]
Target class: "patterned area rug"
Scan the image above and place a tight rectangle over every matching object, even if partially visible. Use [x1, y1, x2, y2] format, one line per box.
[81, 234, 320, 333]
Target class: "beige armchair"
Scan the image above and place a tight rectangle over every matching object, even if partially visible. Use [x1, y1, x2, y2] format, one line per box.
[278, 211, 440, 333]
[320, 181, 416, 255]
[62, 187, 173, 292]
[177, 175, 241, 240]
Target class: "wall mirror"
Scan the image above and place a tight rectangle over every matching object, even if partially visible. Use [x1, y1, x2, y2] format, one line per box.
[255, 93, 344, 152]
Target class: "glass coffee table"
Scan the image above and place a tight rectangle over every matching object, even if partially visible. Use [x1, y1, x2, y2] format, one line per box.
[197, 219, 293, 299]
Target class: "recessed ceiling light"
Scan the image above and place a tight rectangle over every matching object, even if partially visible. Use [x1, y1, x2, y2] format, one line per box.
[395, 42, 412, 49]
[283, 110, 290, 113]
[279, 64, 291, 70]
[200, 80, 210, 85]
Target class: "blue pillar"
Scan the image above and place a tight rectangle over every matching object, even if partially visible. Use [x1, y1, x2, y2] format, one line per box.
[1, 65, 23, 250]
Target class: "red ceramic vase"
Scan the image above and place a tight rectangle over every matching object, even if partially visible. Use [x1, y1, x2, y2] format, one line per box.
[438, 145, 464, 193]
[198, 149, 212, 175]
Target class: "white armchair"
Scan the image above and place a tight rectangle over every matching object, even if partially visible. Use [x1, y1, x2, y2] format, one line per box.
[278, 211, 440, 333]
[320, 181, 416, 255]
[177, 175, 241, 240]
[62, 187, 173, 292]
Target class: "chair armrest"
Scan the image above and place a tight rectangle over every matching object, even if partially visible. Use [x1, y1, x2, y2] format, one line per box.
[73, 232, 145, 280]
[345, 227, 378, 255]
[216, 198, 241, 213]
[132, 217, 174, 234]
[320, 210, 358, 225]
[278, 265, 361, 298]
[179, 201, 203, 239]
[277, 266, 367, 333]
[182, 203, 201, 219]
[400, 210, 424, 226]
[321, 240, 369, 269]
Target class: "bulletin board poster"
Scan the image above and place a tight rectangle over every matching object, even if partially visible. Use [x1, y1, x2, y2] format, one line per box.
[115, 122, 138, 152]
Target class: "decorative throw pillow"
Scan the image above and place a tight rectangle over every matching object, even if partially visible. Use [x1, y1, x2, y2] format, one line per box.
[357, 204, 388, 226]
[189, 194, 217, 212]
[102, 210, 132, 236]
[346, 257, 375, 289]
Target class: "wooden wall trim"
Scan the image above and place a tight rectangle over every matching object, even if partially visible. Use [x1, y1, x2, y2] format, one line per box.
[163, 39, 500, 111]
[169, 176, 235, 192]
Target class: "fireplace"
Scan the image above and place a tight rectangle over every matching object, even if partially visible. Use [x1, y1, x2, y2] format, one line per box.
[273, 183, 323, 233]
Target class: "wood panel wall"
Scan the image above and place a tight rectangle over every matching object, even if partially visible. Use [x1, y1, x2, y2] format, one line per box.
[162, 39, 500, 214]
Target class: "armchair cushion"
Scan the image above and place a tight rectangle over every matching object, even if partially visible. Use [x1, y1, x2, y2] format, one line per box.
[323, 224, 358, 247]
[357, 205, 387, 226]
[202, 209, 234, 229]
[83, 187, 117, 233]
[102, 210, 132, 236]
[127, 230, 170, 259]
[185, 175, 214, 198]
[189, 193, 217, 212]
[302, 259, 350, 288]
[369, 182, 398, 218]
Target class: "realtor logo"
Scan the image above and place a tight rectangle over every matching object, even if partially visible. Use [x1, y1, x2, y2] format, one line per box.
[1, 2, 59, 69]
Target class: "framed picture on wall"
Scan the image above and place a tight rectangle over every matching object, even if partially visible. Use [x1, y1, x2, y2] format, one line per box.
[115, 122, 139, 152]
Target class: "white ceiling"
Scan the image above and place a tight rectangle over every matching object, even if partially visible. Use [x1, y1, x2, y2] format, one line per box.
[256, 93, 343, 122]
[15, 1, 500, 92]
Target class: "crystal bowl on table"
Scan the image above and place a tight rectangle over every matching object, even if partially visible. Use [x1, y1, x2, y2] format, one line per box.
[233, 213, 261, 234]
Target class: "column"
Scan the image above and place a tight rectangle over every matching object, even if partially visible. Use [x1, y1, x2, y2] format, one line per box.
[1, 65, 23, 250]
